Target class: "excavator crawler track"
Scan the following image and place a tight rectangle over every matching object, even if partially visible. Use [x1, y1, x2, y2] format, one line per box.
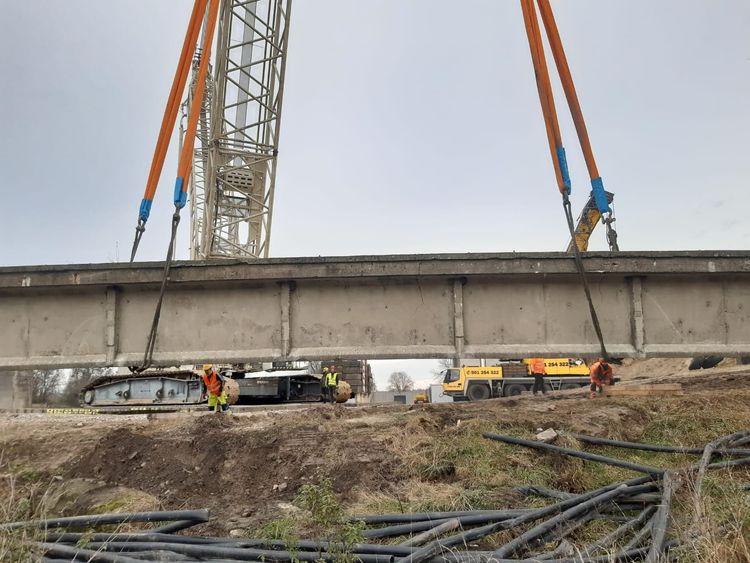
[80, 370, 204, 407]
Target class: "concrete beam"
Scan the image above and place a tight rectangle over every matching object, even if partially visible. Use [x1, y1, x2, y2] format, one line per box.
[1, 251, 749, 369]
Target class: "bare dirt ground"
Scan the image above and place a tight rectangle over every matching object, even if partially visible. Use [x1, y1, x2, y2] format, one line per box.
[1, 363, 749, 542]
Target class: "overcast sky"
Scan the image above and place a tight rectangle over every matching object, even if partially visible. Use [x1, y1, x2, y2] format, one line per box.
[1, 1, 748, 388]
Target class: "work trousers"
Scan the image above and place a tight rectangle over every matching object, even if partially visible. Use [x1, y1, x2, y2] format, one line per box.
[327, 384, 338, 403]
[207, 390, 228, 412]
[532, 374, 546, 395]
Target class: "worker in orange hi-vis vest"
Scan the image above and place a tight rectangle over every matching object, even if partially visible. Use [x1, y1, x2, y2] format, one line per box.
[530, 357, 547, 396]
[589, 358, 614, 399]
[201, 364, 230, 414]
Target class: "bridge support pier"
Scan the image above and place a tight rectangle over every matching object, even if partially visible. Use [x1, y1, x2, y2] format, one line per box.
[0, 371, 32, 410]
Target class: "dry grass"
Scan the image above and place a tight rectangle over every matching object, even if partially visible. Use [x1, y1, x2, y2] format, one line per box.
[0, 455, 53, 562]
[668, 470, 750, 562]
[0, 454, 164, 561]
[366, 390, 750, 560]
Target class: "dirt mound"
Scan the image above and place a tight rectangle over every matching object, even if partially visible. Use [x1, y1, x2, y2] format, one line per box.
[616, 357, 692, 379]
[62, 410, 399, 533]
[615, 357, 744, 380]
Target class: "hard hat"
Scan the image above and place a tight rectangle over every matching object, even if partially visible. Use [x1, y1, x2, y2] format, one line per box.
[322, 367, 329, 372]
[202, 364, 213, 371]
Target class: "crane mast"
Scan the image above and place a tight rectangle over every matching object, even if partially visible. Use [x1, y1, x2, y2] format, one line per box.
[187, 0, 291, 260]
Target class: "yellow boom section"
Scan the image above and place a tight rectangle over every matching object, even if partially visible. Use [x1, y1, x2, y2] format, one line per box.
[566, 191, 615, 252]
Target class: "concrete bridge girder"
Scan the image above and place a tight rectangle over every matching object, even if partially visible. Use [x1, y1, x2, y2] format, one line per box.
[0, 252, 749, 370]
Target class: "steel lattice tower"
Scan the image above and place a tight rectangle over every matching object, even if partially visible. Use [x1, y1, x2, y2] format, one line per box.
[187, 0, 291, 260]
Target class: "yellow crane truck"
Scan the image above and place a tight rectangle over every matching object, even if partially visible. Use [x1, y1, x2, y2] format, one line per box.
[441, 359, 591, 401]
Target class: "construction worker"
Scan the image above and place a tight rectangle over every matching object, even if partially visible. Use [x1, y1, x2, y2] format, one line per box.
[326, 364, 339, 403]
[530, 357, 547, 395]
[589, 358, 614, 399]
[321, 366, 330, 403]
[201, 364, 230, 413]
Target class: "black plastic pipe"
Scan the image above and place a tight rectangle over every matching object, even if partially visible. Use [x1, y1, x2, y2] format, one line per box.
[400, 518, 461, 547]
[706, 456, 750, 470]
[49, 533, 417, 557]
[513, 486, 575, 501]
[81, 541, 395, 563]
[35, 542, 147, 563]
[483, 432, 664, 475]
[732, 434, 750, 447]
[621, 515, 655, 551]
[433, 477, 654, 563]
[567, 432, 750, 456]
[582, 506, 656, 555]
[646, 471, 676, 562]
[398, 520, 507, 563]
[221, 539, 415, 556]
[45, 532, 223, 546]
[363, 519, 452, 538]
[425, 540, 679, 562]
[538, 510, 595, 545]
[115, 549, 197, 561]
[364, 512, 519, 539]
[149, 519, 202, 534]
[2, 509, 209, 531]
[501, 477, 654, 531]
[492, 484, 632, 558]
[396, 479, 652, 563]
[354, 510, 530, 525]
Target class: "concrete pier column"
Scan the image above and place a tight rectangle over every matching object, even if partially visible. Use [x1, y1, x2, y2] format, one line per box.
[0, 371, 32, 410]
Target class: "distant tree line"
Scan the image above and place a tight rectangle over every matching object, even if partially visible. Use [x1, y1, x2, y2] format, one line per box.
[30, 367, 114, 406]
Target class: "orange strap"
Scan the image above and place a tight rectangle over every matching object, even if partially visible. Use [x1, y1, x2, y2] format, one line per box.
[143, 0, 208, 204]
[175, 0, 221, 199]
[519, 0, 566, 194]
[535, 0, 599, 180]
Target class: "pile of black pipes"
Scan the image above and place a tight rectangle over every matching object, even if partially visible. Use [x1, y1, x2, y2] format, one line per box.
[8, 429, 749, 562]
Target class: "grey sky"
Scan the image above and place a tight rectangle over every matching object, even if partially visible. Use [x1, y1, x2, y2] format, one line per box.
[1, 1, 748, 388]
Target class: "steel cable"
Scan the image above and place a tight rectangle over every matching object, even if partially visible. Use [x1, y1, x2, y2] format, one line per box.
[135, 209, 181, 372]
[562, 192, 609, 360]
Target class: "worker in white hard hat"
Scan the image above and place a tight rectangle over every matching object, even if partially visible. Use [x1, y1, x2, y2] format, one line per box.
[201, 364, 230, 413]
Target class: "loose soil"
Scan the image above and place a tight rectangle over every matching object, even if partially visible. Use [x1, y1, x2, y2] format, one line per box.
[1, 364, 749, 539]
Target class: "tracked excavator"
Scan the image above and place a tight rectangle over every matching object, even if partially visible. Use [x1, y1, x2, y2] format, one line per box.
[79, 365, 354, 408]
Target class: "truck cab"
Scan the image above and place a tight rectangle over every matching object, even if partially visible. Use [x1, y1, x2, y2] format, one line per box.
[442, 359, 591, 401]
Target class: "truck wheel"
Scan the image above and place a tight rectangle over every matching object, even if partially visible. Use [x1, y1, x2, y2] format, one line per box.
[504, 384, 526, 397]
[467, 384, 491, 401]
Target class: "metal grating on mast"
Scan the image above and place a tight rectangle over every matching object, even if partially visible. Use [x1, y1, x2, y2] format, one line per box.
[188, 0, 291, 260]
